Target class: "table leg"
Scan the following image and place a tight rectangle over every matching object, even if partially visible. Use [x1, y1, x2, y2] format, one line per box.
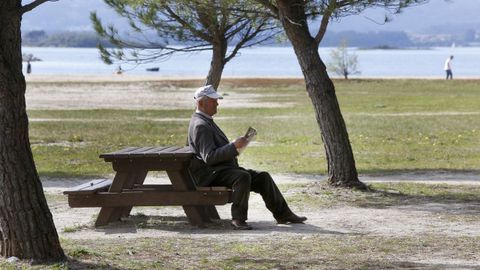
[167, 169, 213, 226]
[120, 170, 148, 218]
[204, 205, 221, 220]
[182, 206, 210, 227]
[95, 170, 147, 226]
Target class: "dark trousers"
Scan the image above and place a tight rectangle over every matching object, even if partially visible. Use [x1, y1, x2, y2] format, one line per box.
[210, 168, 290, 221]
[446, 70, 453, 80]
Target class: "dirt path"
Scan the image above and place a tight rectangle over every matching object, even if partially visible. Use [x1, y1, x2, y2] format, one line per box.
[46, 172, 480, 241]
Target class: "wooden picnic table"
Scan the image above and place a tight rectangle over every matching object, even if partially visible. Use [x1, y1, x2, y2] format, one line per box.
[64, 146, 231, 227]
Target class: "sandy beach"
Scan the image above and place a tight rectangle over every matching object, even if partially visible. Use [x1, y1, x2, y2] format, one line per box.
[25, 74, 480, 83]
[25, 75, 306, 110]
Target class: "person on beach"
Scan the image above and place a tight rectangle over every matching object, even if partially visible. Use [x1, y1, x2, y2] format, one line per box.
[26, 61, 32, 74]
[187, 85, 307, 230]
[444, 55, 454, 80]
[115, 65, 123, 75]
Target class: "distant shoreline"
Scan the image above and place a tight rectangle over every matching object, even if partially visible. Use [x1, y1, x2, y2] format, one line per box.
[21, 47, 480, 78]
[24, 74, 480, 83]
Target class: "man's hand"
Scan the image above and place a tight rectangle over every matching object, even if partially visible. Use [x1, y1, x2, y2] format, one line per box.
[233, 136, 249, 149]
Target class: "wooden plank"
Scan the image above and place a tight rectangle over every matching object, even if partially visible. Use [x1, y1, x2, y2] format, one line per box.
[175, 146, 191, 153]
[129, 184, 174, 191]
[133, 146, 157, 157]
[106, 153, 192, 162]
[63, 179, 112, 194]
[100, 147, 156, 160]
[161, 146, 181, 153]
[101, 146, 193, 161]
[195, 187, 232, 214]
[115, 147, 141, 154]
[99, 147, 139, 159]
[128, 146, 157, 156]
[153, 146, 190, 158]
[141, 146, 171, 157]
[68, 190, 231, 207]
[197, 186, 230, 192]
[153, 146, 182, 158]
[172, 147, 194, 158]
[112, 159, 190, 172]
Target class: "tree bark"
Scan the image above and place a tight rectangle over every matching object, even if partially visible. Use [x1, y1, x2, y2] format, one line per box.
[276, 0, 365, 188]
[205, 38, 227, 89]
[0, 0, 65, 260]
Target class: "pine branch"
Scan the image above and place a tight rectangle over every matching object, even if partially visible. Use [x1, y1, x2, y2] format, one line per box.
[314, 0, 335, 45]
[22, 0, 57, 14]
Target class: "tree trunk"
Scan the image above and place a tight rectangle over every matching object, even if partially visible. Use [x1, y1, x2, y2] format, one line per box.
[205, 38, 227, 89]
[0, 0, 65, 260]
[276, 0, 365, 188]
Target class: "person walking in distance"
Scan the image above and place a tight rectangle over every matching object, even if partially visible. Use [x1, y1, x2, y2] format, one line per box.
[26, 60, 32, 74]
[444, 55, 454, 80]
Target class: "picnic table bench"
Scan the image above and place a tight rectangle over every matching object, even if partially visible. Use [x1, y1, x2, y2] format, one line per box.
[63, 146, 232, 227]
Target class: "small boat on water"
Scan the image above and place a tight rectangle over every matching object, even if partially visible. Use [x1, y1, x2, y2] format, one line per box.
[146, 67, 160, 72]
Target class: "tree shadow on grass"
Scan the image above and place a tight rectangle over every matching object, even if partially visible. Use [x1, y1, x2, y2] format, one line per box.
[362, 259, 479, 270]
[360, 168, 480, 180]
[223, 257, 480, 270]
[305, 181, 480, 216]
[359, 185, 480, 213]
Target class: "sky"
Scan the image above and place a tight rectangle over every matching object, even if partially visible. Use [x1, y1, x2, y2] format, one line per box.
[327, 0, 480, 33]
[21, 0, 480, 34]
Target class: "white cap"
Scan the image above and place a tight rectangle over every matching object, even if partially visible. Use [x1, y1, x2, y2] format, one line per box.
[194, 85, 223, 100]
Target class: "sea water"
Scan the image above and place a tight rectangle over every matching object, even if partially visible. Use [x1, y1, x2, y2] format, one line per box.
[21, 46, 480, 78]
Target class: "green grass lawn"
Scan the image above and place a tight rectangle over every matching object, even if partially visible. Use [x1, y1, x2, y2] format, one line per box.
[27, 79, 480, 177]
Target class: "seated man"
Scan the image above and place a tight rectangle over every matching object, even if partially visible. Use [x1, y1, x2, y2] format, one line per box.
[188, 85, 307, 230]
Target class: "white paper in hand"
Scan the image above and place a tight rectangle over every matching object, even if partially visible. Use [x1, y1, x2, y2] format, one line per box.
[237, 127, 257, 154]
[244, 126, 257, 142]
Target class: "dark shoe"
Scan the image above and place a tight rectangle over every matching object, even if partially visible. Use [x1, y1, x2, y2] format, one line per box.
[231, 219, 253, 230]
[276, 213, 307, 224]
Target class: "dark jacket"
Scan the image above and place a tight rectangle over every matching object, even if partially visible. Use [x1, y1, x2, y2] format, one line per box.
[188, 112, 239, 186]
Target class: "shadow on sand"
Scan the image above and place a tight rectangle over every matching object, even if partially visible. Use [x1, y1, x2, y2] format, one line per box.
[94, 214, 360, 237]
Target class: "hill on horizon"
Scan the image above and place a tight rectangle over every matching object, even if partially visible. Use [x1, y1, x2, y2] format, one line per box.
[22, 0, 480, 36]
